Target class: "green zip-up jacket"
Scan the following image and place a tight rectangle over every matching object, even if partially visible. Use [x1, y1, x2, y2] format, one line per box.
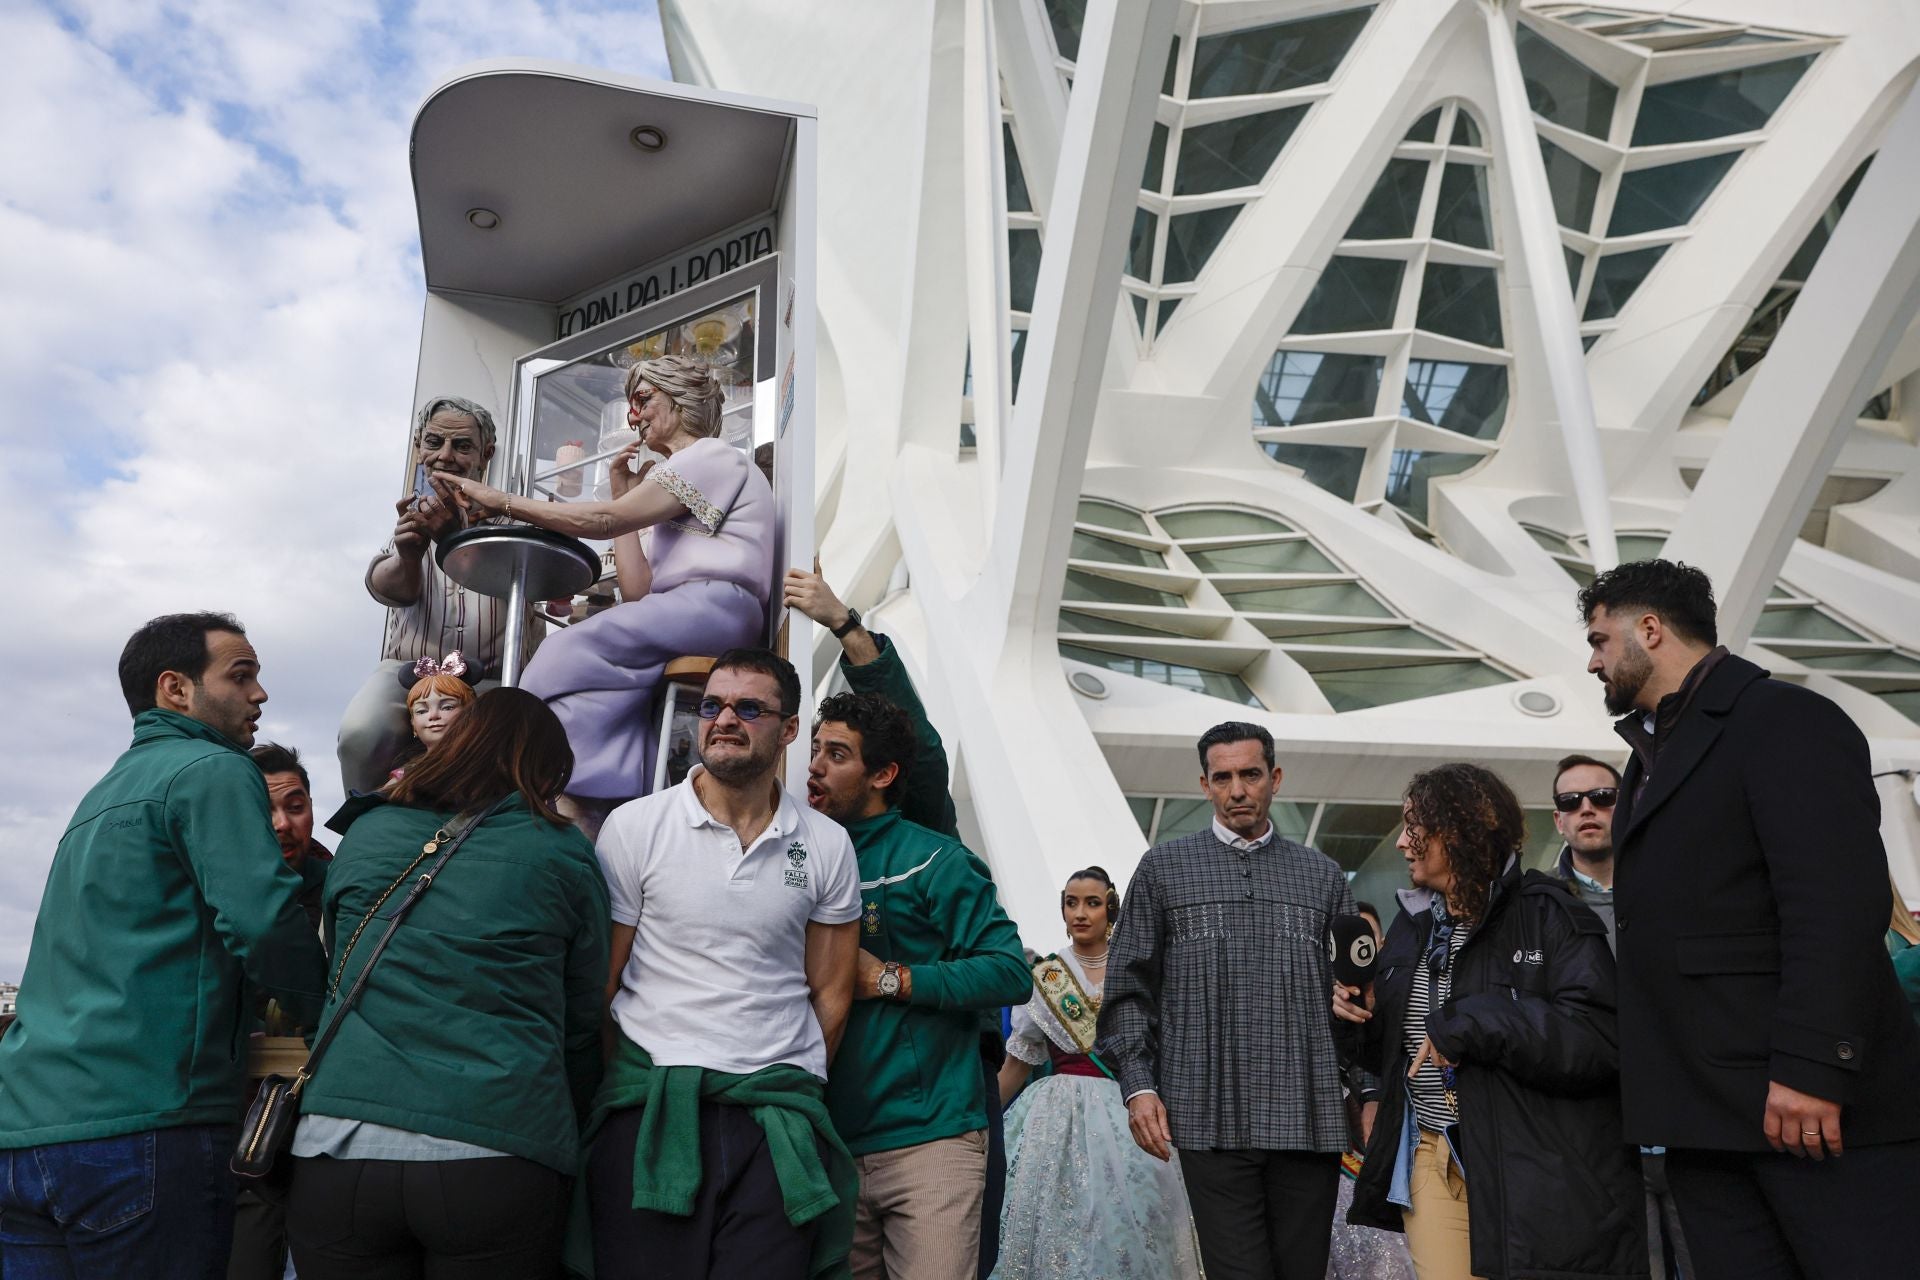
[825, 808, 1029, 1156]
[841, 635, 958, 840]
[298, 797, 610, 1173]
[0, 710, 328, 1148]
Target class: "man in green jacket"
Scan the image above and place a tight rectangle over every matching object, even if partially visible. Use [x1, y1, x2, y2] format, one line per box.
[0, 612, 329, 1277]
[785, 566, 1020, 1279]
[805, 685, 1029, 1280]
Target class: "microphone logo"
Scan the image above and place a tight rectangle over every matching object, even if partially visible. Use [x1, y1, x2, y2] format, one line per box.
[1349, 935, 1376, 967]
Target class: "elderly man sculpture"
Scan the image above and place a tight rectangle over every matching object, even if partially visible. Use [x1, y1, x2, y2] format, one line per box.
[335, 396, 541, 794]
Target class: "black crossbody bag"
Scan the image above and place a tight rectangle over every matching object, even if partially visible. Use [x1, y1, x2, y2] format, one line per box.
[231, 795, 512, 1179]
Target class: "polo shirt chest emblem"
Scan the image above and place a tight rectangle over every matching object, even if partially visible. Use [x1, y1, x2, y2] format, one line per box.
[784, 841, 809, 889]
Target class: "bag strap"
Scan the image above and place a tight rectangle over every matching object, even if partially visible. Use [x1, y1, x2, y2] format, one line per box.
[291, 793, 515, 1095]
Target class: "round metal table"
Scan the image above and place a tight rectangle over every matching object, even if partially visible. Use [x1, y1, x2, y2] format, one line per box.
[436, 524, 602, 686]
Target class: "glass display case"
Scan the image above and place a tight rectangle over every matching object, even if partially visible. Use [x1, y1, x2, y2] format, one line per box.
[502, 258, 781, 616]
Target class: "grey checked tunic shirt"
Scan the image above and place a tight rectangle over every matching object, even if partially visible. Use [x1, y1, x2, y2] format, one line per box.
[1095, 826, 1355, 1152]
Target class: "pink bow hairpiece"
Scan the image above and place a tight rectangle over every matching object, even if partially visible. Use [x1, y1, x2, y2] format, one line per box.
[411, 652, 468, 680]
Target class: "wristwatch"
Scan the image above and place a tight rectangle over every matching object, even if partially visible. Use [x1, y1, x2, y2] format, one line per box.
[877, 960, 903, 1000]
[831, 606, 863, 639]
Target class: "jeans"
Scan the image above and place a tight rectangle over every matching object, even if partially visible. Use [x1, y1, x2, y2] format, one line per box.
[0, 1124, 237, 1280]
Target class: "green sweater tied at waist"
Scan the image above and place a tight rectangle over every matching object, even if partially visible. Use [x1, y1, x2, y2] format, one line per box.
[564, 1035, 857, 1280]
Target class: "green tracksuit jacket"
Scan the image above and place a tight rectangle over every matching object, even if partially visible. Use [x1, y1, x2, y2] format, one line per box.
[841, 634, 958, 839]
[827, 636, 1028, 1156]
[0, 710, 328, 1147]
[825, 809, 1031, 1156]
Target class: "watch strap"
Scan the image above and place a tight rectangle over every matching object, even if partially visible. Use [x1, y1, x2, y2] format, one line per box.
[831, 607, 863, 639]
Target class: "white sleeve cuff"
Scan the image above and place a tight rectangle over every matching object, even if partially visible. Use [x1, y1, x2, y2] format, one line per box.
[1124, 1088, 1159, 1102]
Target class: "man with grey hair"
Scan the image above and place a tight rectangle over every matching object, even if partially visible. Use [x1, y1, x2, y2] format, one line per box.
[335, 395, 542, 793]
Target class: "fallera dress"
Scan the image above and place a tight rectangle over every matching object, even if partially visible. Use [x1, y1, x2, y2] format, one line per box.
[519, 437, 773, 799]
[993, 949, 1202, 1280]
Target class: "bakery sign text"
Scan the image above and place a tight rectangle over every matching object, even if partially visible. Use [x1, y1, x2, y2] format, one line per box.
[556, 220, 776, 339]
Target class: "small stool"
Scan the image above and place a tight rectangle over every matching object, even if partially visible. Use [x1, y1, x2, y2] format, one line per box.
[664, 655, 717, 687]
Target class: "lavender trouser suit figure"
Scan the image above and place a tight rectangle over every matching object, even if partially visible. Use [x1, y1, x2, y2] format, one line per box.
[521, 437, 775, 800]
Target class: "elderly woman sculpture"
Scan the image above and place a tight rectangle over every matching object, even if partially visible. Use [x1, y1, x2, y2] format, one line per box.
[431, 355, 773, 808]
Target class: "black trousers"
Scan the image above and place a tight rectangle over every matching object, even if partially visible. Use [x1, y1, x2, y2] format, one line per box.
[1177, 1147, 1340, 1280]
[286, 1154, 567, 1279]
[228, 1182, 290, 1280]
[1665, 1139, 1920, 1280]
[587, 1100, 820, 1280]
[978, 1053, 1005, 1280]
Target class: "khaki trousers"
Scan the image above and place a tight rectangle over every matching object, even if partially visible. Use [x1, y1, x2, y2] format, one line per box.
[849, 1130, 987, 1280]
[1404, 1131, 1483, 1280]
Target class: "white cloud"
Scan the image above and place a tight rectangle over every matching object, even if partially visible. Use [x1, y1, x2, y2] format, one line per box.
[0, 1, 671, 979]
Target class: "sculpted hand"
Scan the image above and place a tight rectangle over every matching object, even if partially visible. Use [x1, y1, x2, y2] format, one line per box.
[1127, 1092, 1173, 1162]
[392, 497, 429, 559]
[783, 557, 852, 630]
[429, 471, 509, 520]
[411, 490, 462, 540]
[608, 442, 654, 500]
[1765, 1080, 1842, 1160]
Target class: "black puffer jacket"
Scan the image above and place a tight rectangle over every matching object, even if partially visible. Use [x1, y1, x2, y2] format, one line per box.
[1345, 862, 1647, 1279]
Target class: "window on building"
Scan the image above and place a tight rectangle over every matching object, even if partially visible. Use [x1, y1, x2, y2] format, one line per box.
[1431, 163, 1494, 249]
[1174, 109, 1308, 194]
[1347, 158, 1428, 240]
[1293, 257, 1405, 333]
[1059, 643, 1263, 706]
[1253, 352, 1384, 426]
[1516, 25, 1617, 138]
[1417, 263, 1504, 348]
[1188, 7, 1374, 98]
[1630, 57, 1813, 146]
[1583, 246, 1668, 321]
[1401, 361, 1508, 439]
[1540, 139, 1600, 232]
[1607, 152, 1739, 236]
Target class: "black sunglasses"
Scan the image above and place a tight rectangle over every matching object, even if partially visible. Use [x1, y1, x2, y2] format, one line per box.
[1553, 787, 1619, 813]
[697, 697, 789, 722]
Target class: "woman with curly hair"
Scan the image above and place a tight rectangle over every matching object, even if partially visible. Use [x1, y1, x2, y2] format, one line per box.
[1333, 764, 1646, 1280]
[991, 868, 1201, 1279]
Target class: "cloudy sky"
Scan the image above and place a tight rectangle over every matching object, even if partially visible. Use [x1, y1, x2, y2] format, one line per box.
[0, 2, 671, 979]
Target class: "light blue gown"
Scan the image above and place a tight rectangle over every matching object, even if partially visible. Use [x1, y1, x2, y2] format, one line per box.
[993, 951, 1202, 1280]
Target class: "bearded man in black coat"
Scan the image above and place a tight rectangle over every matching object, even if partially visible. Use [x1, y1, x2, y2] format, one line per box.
[1579, 560, 1920, 1279]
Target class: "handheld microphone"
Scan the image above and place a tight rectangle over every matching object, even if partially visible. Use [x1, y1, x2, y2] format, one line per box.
[1328, 914, 1379, 992]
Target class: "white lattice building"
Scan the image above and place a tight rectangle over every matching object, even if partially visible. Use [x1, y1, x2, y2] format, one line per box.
[660, 0, 1920, 935]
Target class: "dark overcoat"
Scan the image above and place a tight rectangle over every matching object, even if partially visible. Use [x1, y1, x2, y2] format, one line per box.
[1610, 653, 1920, 1149]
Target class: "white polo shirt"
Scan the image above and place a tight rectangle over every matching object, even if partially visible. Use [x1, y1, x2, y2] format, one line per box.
[597, 768, 861, 1079]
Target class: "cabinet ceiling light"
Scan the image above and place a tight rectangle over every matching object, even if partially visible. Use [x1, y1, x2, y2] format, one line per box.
[630, 125, 668, 152]
[466, 208, 500, 230]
